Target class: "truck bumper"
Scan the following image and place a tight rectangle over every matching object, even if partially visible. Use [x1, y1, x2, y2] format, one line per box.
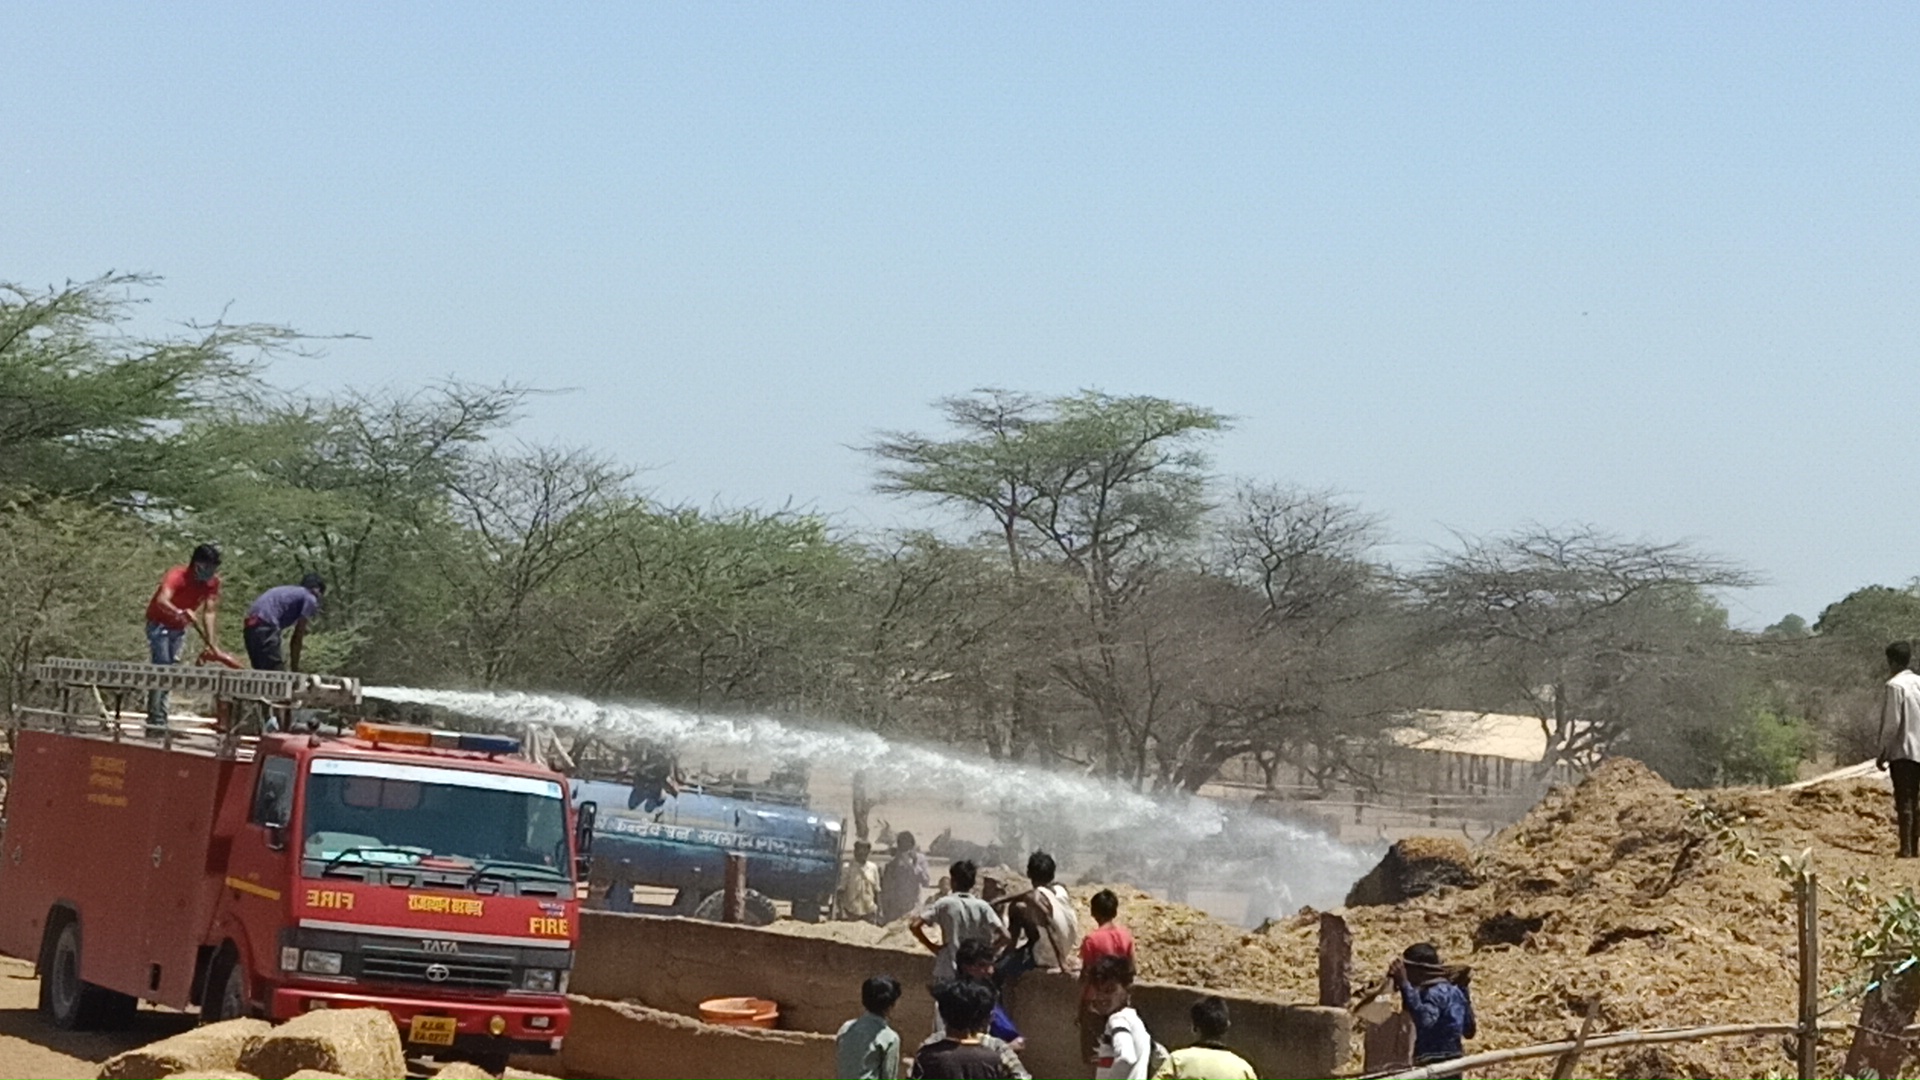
[269, 986, 567, 1055]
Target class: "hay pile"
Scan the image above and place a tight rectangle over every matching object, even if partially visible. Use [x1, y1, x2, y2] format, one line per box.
[99, 1018, 271, 1079]
[234, 1009, 405, 1080]
[98, 1008, 558, 1080]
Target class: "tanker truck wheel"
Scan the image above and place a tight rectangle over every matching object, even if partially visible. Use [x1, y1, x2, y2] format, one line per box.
[691, 888, 779, 926]
[39, 916, 136, 1030]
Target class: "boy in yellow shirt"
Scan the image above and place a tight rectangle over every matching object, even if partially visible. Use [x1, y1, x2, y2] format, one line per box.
[1153, 996, 1256, 1080]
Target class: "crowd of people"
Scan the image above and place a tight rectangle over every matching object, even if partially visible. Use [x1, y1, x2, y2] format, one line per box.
[832, 837, 1479, 1079]
[832, 844, 1266, 1080]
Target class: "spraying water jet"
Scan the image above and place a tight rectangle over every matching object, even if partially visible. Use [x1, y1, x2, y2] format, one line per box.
[366, 685, 1380, 916]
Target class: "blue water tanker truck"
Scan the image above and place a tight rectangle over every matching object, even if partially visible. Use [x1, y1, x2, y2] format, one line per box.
[570, 777, 843, 923]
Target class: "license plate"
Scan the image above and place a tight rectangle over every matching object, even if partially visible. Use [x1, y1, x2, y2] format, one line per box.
[408, 1015, 457, 1046]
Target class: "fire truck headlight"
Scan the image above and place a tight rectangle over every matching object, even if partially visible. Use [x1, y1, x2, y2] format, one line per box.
[301, 950, 344, 976]
[522, 968, 559, 993]
[280, 947, 301, 972]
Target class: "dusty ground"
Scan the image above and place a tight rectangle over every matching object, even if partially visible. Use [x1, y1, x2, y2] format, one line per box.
[0, 958, 555, 1080]
[0, 955, 194, 1078]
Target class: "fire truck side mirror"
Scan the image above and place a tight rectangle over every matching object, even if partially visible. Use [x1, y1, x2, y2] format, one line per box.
[576, 802, 597, 854]
[574, 802, 597, 878]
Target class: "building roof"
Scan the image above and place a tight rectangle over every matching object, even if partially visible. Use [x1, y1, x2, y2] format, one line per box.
[1387, 710, 1557, 763]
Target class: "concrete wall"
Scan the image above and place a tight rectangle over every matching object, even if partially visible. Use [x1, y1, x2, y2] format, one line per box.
[574, 910, 1349, 1079]
[545, 997, 838, 1080]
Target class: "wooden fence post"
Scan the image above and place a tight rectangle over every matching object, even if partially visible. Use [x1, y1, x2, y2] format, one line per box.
[1798, 873, 1819, 1080]
[723, 852, 747, 923]
[1549, 1000, 1599, 1080]
[1318, 913, 1352, 1007]
[1843, 957, 1920, 1079]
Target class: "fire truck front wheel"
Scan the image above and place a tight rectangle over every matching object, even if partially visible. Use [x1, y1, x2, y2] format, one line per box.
[202, 948, 251, 1023]
[38, 915, 136, 1030]
[466, 1051, 511, 1075]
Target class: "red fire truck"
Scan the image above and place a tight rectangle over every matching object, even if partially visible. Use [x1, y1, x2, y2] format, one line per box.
[0, 658, 591, 1072]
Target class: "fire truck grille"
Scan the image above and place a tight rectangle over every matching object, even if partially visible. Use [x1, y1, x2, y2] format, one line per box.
[358, 944, 515, 991]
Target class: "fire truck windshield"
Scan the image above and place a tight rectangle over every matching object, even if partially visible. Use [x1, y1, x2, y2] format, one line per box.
[301, 758, 569, 887]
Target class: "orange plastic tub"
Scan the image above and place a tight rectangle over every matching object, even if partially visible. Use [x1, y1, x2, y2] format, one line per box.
[698, 996, 780, 1029]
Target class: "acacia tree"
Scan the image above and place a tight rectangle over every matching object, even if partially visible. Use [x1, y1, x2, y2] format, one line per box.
[869, 388, 1228, 782]
[1412, 526, 1757, 773]
[0, 273, 294, 505]
[546, 506, 861, 707]
[441, 446, 633, 687]
[1794, 583, 1920, 758]
[1182, 483, 1414, 793]
[0, 273, 300, 691]
[185, 382, 525, 677]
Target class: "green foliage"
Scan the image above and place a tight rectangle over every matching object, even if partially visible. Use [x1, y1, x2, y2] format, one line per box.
[182, 382, 526, 679]
[0, 498, 168, 707]
[1721, 706, 1817, 786]
[1815, 583, 1920, 646]
[545, 505, 863, 703]
[1641, 702, 1814, 788]
[1847, 888, 1920, 1001]
[0, 273, 292, 504]
[1764, 613, 1810, 638]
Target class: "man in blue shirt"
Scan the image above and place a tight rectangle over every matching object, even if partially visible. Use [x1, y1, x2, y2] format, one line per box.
[243, 573, 325, 672]
[1389, 942, 1475, 1075]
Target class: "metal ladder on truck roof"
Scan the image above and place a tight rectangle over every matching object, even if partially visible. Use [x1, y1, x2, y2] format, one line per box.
[11, 657, 362, 760]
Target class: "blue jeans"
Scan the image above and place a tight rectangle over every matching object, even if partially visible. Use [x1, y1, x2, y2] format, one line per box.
[146, 621, 185, 729]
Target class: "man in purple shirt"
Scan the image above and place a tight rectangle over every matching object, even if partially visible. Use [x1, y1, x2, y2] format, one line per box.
[243, 573, 326, 672]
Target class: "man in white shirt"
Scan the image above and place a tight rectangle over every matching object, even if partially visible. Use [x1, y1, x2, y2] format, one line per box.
[1876, 641, 1920, 858]
[1086, 954, 1154, 1080]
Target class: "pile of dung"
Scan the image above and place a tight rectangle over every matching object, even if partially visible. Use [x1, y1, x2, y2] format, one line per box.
[1344, 836, 1479, 907]
[768, 759, 1920, 1077]
[1241, 759, 1920, 1079]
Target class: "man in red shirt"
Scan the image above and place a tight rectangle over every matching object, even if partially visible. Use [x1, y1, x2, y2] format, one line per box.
[144, 543, 223, 732]
[1079, 888, 1135, 1067]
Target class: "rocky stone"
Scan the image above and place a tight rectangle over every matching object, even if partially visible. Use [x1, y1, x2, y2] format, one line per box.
[236, 1009, 404, 1080]
[99, 1018, 272, 1079]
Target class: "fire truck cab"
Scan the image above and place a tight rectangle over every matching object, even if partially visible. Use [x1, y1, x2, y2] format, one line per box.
[0, 659, 586, 1072]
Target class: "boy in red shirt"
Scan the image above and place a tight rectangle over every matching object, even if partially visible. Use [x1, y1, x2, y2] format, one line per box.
[1079, 889, 1135, 1067]
[144, 543, 223, 732]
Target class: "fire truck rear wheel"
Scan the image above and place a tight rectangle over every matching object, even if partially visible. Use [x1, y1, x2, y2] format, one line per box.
[40, 917, 135, 1030]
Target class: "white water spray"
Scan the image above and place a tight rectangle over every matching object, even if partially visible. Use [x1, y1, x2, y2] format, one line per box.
[367, 686, 1380, 915]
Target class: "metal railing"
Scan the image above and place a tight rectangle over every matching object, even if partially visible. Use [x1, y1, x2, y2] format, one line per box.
[28, 657, 360, 706]
[10, 657, 362, 760]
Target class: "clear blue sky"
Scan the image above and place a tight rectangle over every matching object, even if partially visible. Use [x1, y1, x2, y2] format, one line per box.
[6, 3, 1916, 627]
